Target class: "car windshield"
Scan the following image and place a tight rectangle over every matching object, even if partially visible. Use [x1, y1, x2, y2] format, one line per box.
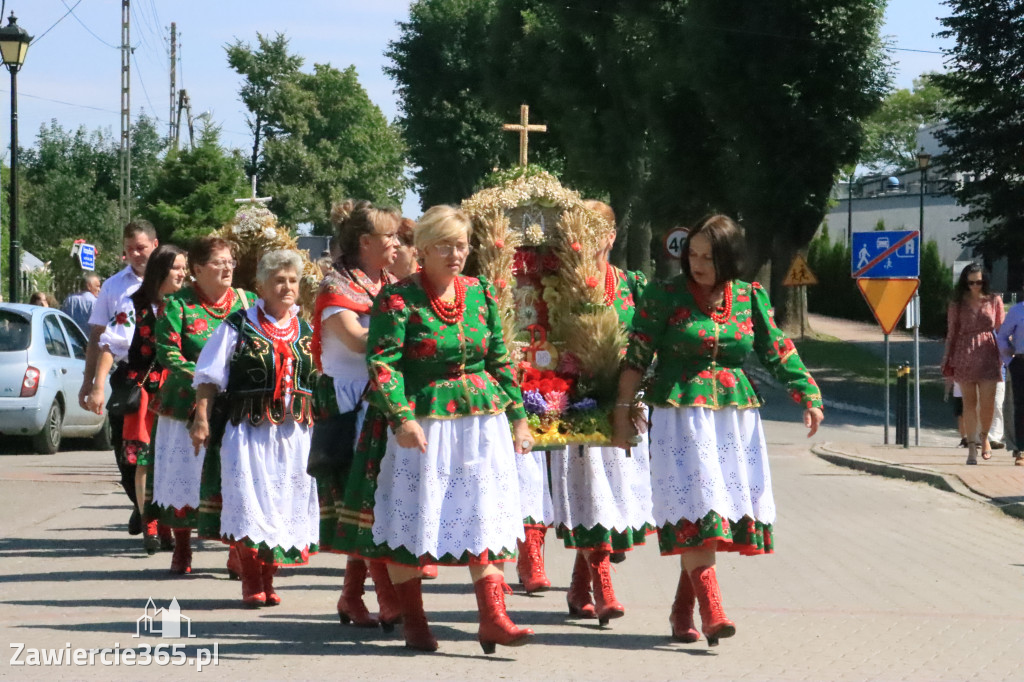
[0, 310, 31, 351]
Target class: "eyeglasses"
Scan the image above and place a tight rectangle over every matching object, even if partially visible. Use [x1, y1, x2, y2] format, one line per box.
[967, 279, 984, 286]
[205, 259, 237, 270]
[430, 243, 472, 257]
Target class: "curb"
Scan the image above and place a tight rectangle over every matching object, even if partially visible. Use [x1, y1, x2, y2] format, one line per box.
[811, 442, 1024, 522]
[747, 366, 886, 418]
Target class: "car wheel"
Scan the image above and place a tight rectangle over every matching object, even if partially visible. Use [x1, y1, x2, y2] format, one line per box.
[91, 417, 114, 451]
[32, 400, 63, 454]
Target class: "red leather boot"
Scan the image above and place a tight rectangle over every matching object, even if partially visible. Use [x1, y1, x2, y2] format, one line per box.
[169, 529, 192, 574]
[143, 518, 160, 555]
[589, 549, 625, 625]
[516, 526, 551, 593]
[237, 543, 266, 608]
[261, 563, 281, 606]
[689, 564, 736, 646]
[158, 524, 174, 551]
[337, 558, 378, 627]
[670, 569, 701, 643]
[226, 544, 242, 581]
[566, 551, 597, 619]
[474, 573, 534, 654]
[421, 564, 438, 579]
[368, 560, 403, 631]
[393, 578, 438, 652]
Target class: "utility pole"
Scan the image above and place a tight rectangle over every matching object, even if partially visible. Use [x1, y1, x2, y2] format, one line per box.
[174, 89, 194, 150]
[168, 22, 176, 146]
[119, 0, 131, 224]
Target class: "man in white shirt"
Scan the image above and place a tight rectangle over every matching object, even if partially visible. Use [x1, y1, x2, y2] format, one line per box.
[79, 221, 159, 533]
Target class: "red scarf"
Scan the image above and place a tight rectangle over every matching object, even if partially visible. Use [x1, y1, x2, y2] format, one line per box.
[257, 307, 300, 410]
[311, 266, 395, 372]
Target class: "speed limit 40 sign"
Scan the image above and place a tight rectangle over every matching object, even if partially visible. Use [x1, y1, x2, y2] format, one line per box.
[663, 227, 689, 259]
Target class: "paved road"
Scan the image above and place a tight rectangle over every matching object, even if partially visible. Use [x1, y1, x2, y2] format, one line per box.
[1, 394, 1022, 680]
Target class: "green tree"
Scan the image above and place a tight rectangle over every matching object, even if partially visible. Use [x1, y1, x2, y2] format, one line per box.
[225, 33, 304, 180]
[932, 1, 1024, 289]
[860, 75, 950, 173]
[386, 0, 505, 207]
[142, 122, 247, 245]
[261, 63, 407, 233]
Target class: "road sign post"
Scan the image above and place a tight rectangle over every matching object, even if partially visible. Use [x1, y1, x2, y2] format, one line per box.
[782, 253, 818, 339]
[852, 230, 920, 446]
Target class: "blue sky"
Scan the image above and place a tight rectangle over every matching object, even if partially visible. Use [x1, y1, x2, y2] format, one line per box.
[5, 1, 950, 215]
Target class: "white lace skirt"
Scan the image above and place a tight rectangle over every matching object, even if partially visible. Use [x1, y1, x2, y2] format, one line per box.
[550, 437, 655, 533]
[517, 450, 554, 525]
[152, 417, 205, 511]
[219, 420, 319, 552]
[371, 414, 524, 560]
[649, 406, 775, 525]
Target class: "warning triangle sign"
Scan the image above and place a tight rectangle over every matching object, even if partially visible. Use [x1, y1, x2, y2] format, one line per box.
[782, 254, 818, 286]
[856, 278, 919, 335]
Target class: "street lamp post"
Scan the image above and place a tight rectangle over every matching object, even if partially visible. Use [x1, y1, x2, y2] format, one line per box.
[913, 148, 931, 447]
[917, 148, 932, 241]
[0, 13, 30, 304]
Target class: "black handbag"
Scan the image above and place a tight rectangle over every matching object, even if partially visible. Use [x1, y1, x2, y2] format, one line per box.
[306, 408, 360, 478]
[107, 363, 143, 417]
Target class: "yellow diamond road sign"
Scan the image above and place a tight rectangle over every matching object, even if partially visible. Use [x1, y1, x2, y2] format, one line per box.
[782, 254, 818, 287]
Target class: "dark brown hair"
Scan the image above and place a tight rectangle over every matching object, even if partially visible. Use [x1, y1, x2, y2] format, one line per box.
[953, 262, 990, 302]
[188, 236, 235, 275]
[680, 214, 746, 286]
[132, 244, 186, 309]
[123, 220, 157, 242]
[331, 199, 401, 268]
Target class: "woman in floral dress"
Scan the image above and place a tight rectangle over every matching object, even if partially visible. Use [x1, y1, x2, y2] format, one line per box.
[335, 205, 534, 654]
[151, 237, 256, 574]
[550, 201, 655, 625]
[312, 199, 402, 626]
[94, 245, 187, 554]
[942, 263, 1004, 464]
[190, 250, 320, 607]
[612, 214, 823, 647]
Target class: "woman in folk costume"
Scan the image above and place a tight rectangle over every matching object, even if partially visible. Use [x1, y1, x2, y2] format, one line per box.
[334, 205, 534, 654]
[151, 236, 256, 575]
[190, 250, 320, 607]
[611, 215, 823, 646]
[92, 245, 187, 554]
[549, 201, 656, 625]
[311, 200, 403, 627]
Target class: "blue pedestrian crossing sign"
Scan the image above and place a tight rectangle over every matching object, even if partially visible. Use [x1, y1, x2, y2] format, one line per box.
[851, 230, 920, 279]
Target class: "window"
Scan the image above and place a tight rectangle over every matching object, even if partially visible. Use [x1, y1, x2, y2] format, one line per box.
[43, 316, 70, 357]
[60, 316, 88, 360]
[0, 311, 31, 351]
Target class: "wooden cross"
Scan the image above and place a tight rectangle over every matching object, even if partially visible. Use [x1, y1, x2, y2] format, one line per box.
[234, 175, 273, 205]
[502, 104, 547, 167]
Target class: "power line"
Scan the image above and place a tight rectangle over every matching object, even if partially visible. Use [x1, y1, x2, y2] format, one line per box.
[131, 51, 156, 116]
[59, 0, 119, 49]
[31, 0, 83, 45]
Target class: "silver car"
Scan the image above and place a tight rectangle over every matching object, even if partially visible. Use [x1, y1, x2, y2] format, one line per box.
[0, 303, 112, 453]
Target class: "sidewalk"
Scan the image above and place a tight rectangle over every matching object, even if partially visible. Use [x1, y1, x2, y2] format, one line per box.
[813, 440, 1024, 520]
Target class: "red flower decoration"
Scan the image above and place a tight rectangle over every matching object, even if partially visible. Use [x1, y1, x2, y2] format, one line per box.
[586, 276, 599, 288]
[495, 239, 505, 249]
[570, 242, 581, 252]
[669, 307, 692, 325]
[409, 311, 422, 325]
[140, 345, 154, 357]
[693, 395, 707, 406]
[376, 368, 392, 385]
[697, 370, 713, 379]
[114, 312, 129, 325]
[148, 371, 161, 383]
[169, 331, 181, 345]
[139, 325, 152, 338]
[717, 370, 737, 388]
[446, 400, 458, 413]
[409, 338, 438, 359]
[497, 278, 507, 289]
[470, 374, 486, 389]
[388, 294, 406, 311]
[186, 318, 208, 334]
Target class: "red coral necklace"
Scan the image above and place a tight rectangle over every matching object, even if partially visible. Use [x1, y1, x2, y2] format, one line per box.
[198, 287, 235, 319]
[424, 274, 466, 325]
[603, 264, 617, 306]
[257, 307, 299, 343]
[689, 280, 733, 324]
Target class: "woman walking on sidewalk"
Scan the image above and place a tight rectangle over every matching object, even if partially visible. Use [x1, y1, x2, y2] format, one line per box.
[942, 263, 1004, 465]
[612, 214, 823, 647]
[334, 205, 534, 654]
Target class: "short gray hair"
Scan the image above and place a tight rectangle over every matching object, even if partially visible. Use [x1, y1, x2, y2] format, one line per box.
[256, 249, 304, 285]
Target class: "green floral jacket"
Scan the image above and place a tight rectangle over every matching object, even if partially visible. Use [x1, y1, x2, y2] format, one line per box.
[608, 265, 647, 328]
[366, 274, 527, 431]
[152, 286, 257, 421]
[624, 277, 822, 410]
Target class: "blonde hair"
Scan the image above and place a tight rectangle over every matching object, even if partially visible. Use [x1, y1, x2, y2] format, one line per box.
[415, 205, 472, 253]
[583, 200, 616, 235]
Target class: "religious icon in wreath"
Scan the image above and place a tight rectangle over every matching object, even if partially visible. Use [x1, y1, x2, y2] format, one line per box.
[462, 167, 626, 447]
